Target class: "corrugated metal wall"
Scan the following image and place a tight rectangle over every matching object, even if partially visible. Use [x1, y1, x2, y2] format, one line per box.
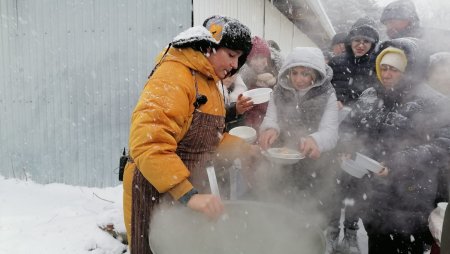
[0, 0, 191, 187]
[193, 0, 316, 55]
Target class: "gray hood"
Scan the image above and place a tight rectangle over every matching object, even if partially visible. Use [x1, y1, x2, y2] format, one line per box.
[278, 47, 333, 91]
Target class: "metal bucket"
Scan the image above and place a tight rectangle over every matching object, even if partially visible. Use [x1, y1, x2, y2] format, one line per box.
[149, 200, 326, 254]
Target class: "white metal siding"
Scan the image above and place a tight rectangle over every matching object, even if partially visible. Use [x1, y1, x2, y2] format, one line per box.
[193, 0, 316, 54]
[0, 0, 192, 187]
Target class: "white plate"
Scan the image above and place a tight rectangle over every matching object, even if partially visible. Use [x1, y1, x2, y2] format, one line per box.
[242, 88, 272, 104]
[263, 147, 304, 165]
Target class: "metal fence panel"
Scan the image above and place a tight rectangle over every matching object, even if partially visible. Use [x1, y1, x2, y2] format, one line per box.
[0, 0, 191, 187]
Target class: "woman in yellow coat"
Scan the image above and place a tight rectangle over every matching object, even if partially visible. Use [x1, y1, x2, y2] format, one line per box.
[123, 16, 253, 253]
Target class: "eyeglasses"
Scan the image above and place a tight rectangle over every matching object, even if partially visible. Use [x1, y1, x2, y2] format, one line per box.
[352, 39, 372, 46]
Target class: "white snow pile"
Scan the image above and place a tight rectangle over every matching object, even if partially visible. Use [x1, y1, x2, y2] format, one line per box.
[0, 175, 128, 254]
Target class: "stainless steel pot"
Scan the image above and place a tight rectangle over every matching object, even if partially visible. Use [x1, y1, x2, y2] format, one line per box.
[149, 200, 325, 254]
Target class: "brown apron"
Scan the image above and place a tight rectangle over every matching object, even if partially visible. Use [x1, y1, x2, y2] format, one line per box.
[130, 99, 225, 253]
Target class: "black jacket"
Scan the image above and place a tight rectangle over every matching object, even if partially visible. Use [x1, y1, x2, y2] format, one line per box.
[328, 52, 377, 105]
[329, 17, 379, 106]
[339, 38, 450, 234]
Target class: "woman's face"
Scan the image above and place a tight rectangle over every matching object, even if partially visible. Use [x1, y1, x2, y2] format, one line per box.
[207, 48, 242, 79]
[248, 56, 268, 74]
[351, 38, 372, 57]
[380, 64, 404, 89]
[289, 66, 316, 90]
[384, 19, 411, 39]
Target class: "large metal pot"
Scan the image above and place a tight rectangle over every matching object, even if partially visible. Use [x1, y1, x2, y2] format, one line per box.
[149, 200, 326, 254]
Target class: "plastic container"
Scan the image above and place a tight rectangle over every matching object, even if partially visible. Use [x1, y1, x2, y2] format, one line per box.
[354, 152, 384, 173]
[438, 202, 448, 217]
[242, 88, 272, 104]
[229, 126, 257, 143]
[341, 159, 369, 178]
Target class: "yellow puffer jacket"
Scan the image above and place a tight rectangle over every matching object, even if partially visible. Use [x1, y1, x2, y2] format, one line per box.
[123, 47, 249, 241]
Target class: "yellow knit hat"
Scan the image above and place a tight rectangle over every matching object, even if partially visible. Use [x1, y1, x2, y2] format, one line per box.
[375, 47, 408, 82]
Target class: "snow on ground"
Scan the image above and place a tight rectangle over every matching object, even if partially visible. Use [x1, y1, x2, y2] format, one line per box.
[0, 175, 128, 254]
[0, 175, 372, 254]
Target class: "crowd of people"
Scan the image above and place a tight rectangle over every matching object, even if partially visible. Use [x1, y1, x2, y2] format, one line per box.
[122, 0, 450, 253]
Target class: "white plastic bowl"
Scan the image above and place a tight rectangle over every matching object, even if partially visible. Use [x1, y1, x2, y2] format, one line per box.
[354, 152, 384, 173]
[229, 126, 257, 143]
[242, 88, 272, 104]
[438, 202, 448, 217]
[341, 159, 368, 178]
[264, 147, 305, 165]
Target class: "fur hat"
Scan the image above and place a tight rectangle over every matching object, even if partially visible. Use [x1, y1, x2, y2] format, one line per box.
[247, 36, 271, 61]
[203, 16, 252, 55]
[204, 16, 252, 75]
[172, 15, 252, 75]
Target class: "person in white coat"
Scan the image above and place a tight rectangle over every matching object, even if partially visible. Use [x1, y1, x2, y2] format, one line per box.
[258, 47, 339, 230]
[259, 47, 338, 157]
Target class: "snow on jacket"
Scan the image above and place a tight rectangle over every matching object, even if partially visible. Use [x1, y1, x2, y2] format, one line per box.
[126, 46, 250, 201]
[339, 38, 450, 233]
[260, 47, 339, 153]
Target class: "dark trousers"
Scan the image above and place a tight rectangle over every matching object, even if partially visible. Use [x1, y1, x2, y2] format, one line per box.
[329, 171, 367, 230]
[367, 231, 431, 254]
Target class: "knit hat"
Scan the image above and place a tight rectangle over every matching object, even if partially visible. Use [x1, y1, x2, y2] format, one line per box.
[376, 47, 408, 81]
[380, 0, 419, 25]
[330, 32, 347, 47]
[380, 52, 407, 72]
[247, 36, 271, 61]
[347, 17, 379, 44]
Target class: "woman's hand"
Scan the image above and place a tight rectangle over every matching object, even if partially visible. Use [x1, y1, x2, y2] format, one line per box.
[187, 194, 224, 219]
[236, 94, 253, 115]
[338, 153, 352, 163]
[249, 144, 262, 157]
[257, 73, 274, 82]
[256, 73, 276, 88]
[259, 128, 279, 150]
[299, 136, 321, 159]
[376, 167, 389, 177]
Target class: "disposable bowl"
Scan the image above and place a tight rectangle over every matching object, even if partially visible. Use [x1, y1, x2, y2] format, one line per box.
[242, 88, 272, 104]
[354, 152, 384, 173]
[341, 159, 368, 178]
[229, 126, 257, 144]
